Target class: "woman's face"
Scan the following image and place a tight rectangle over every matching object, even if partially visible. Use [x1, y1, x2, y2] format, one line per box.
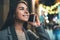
[15, 3, 29, 22]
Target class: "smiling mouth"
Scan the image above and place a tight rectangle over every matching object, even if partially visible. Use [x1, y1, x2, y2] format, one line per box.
[23, 15, 29, 18]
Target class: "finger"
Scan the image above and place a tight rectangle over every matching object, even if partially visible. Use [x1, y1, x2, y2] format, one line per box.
[35, 15, 40, 25]
[36, 15, 39, 22]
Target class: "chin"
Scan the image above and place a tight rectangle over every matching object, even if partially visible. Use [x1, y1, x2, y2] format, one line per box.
[23, 19, 28, 22]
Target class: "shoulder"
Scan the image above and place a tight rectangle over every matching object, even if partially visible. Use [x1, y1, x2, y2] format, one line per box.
[0, 27, 8, 35]
[0, 26, 10, 36]
[0, 27, 8, 40]
[0, 27, 8, 32]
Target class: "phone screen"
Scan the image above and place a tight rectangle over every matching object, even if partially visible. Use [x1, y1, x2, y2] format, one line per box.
[28, 14, 36, 22]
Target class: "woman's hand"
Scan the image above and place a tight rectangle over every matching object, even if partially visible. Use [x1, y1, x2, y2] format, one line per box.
[28, 14, 40, 27]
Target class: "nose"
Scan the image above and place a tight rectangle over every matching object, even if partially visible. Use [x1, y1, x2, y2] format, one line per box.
[25, 10, 29, 14]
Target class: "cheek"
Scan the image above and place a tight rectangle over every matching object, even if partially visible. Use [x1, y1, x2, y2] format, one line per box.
[16, 13, 22, 19]
[16, 11, 24, 20]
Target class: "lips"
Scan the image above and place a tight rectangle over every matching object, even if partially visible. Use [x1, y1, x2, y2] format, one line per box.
[23, 15, 29, 18]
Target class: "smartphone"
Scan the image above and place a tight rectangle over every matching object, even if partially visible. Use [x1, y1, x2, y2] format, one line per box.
[28, 14, 36, 22]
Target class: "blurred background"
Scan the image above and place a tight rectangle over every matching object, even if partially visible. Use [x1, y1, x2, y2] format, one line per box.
[0, 0, 60, 40]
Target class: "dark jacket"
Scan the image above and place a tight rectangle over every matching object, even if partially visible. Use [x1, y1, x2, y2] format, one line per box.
[0, 26, 50, 40]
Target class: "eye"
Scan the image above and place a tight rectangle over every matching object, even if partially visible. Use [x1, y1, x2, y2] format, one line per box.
[19, 7, 24, 10]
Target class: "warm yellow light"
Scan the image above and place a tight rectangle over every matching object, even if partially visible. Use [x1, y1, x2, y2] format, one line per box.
[38, 2, 60, 14]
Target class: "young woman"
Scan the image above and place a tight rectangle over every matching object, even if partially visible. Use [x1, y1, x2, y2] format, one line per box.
[0, 1, 50, 40]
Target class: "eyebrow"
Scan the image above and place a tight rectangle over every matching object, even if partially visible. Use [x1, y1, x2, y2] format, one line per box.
[18, 7, 24, 8]
[18, 7, 27, 9]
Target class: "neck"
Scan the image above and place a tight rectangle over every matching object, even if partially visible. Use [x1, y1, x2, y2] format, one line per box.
[14, 20, 24, 33]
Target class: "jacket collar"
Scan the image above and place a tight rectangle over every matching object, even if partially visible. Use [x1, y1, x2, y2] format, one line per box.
[8, 26, 30, 40]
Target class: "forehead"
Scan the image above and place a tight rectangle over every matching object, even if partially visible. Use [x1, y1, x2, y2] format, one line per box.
[17, 3, 27, 8]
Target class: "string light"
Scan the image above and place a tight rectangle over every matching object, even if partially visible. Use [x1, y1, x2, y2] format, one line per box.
[38, 2, 60, 14]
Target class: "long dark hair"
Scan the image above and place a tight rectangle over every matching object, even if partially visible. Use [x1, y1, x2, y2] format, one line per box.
[1, 1, 28, 30]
